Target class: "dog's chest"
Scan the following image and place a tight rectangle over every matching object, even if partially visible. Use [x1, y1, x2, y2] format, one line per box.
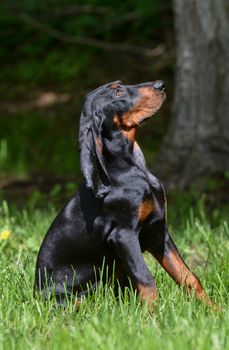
[104, 169, 164, 225]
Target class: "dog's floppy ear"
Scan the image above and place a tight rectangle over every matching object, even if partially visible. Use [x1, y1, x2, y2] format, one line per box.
[79, 96, 110, 199]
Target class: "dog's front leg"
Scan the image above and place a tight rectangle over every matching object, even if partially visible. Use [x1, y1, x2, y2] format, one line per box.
[107, 228, 157, 307]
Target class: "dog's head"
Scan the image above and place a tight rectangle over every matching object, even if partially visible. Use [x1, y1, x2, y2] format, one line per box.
[79, 81, 166, 198]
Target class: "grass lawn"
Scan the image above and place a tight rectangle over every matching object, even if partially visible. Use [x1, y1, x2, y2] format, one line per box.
[0, 199, 228, 350]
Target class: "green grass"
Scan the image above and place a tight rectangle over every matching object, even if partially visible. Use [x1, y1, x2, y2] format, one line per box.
[0, 199, 228, 350]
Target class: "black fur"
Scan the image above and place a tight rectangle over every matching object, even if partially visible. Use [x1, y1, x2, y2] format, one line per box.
[35, 81, 212, 307]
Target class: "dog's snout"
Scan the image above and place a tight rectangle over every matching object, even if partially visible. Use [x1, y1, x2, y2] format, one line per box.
[152, 80, 165, 91]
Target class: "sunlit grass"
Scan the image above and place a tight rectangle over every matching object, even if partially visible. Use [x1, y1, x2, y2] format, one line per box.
[0, 200, 228, 350]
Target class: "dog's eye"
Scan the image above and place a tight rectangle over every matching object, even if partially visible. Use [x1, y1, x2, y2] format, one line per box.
[115, 89, 124, 97]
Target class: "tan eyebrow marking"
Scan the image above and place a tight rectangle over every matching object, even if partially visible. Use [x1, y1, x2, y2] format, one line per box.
[110, 84, 119, 89]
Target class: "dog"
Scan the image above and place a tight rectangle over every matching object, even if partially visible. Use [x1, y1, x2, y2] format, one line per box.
[35, 80, 213, 308]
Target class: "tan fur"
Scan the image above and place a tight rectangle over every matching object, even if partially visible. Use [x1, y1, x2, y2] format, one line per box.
[137, 283, 157, 306]
[121, 87, 165, 128]
[95, 137, 103, 157]
[113, 87, 165, 143]
[110, 84, 119, 89]
[122, 127, 138, 142]
[138, 199, 154, 221]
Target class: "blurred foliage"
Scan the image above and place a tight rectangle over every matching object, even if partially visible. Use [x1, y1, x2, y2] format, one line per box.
[0, 0, 173, 188]
[0, 114, 80, 177]
[0, 0, 172, 86]
[0, 1, 226, 208]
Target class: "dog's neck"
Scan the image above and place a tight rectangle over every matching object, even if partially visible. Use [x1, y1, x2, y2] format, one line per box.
[103, 127, 146, 171]
[121, 127, 138, 143]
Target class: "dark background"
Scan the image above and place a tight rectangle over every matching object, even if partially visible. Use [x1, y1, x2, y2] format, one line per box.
[0, 0, 228, 212]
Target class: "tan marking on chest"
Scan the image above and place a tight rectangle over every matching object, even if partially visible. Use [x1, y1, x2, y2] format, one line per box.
[138, 199, 154, 221]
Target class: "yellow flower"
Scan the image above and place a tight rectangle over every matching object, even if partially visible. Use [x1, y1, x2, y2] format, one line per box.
[0, 229, 12, 240]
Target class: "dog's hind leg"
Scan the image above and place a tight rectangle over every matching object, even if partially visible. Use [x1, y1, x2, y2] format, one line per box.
[148, 227, 213, 306]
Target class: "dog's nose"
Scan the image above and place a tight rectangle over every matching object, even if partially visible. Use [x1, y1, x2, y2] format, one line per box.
[152, 80, 165, 91]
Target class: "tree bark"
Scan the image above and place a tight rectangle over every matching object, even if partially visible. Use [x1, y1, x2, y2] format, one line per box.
[155, 0, 229, 190]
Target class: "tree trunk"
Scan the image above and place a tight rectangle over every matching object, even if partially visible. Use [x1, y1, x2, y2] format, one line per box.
[155, 0, 229, 190]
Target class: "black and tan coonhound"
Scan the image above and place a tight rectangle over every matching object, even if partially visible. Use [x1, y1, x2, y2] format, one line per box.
[35, 80, 213, 308]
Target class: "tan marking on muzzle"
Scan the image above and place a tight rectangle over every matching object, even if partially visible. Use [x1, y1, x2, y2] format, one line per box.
[122, 86, 165, 128]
